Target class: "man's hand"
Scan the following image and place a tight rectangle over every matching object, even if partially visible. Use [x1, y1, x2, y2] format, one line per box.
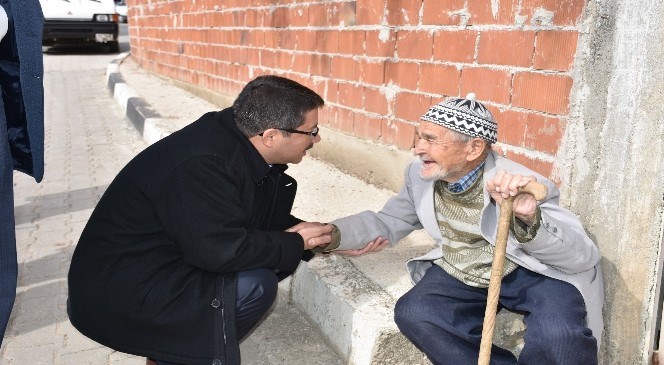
[335, 237, 389, 257]
[287, 222, 334, 250]
[486, 170, 538, 226]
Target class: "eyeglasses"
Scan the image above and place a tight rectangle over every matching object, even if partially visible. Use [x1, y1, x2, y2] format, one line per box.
[261, 126, 319, 138]
[280, 126, 319, 138]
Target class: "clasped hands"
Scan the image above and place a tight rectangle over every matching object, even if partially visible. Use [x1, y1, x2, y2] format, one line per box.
[286, 222, 334, 250]
[286, 222, 389, 256]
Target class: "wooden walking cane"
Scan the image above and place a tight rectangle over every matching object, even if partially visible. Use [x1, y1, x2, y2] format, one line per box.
[477, 181, 548, 365]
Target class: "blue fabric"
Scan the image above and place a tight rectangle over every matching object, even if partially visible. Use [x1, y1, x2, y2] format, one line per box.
[0, 0, 44, 345]
[0, 78, 17, 343]
[394, 265, 597, 365]
[447, 162, 484, 193]
[153, 268, 278, 365]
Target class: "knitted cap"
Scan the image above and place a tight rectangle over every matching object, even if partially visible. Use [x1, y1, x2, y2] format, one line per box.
[420, 93, 497, 143]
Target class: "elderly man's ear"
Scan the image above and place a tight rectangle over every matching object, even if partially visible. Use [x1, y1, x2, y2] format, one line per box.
[466, 138, 489, 161]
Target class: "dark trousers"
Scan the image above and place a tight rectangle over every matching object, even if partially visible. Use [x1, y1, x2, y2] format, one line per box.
[154, 268, 278, 365]
[394, 265, 597, 365]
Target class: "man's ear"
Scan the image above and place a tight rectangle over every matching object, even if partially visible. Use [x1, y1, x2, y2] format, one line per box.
[259, 129, 280, 148]
[466, 138, 488, 161]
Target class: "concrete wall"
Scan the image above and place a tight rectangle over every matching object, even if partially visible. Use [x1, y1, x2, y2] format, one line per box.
[560, 0, 664, 363]
[126, 0, 664, 363]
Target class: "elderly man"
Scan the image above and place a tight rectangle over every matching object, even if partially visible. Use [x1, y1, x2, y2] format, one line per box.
[329, 95, 603, 364]
[68, 75, 333, 365]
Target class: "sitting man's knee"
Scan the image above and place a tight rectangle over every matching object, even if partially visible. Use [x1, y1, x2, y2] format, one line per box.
[394, 293, 421, 329]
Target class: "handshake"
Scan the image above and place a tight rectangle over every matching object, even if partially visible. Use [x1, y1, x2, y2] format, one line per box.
[286, 222, 335, 250]
[286, 222, 388, 256]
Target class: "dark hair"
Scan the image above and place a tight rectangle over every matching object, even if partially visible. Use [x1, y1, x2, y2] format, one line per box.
[232, 75, 324, 137]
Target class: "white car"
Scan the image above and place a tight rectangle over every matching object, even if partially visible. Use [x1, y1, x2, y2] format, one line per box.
[40, 0, 120, 52]
[115, 1, 127, 23]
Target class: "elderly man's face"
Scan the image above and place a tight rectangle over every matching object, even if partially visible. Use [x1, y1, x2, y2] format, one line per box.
[414, 121, 475, 183]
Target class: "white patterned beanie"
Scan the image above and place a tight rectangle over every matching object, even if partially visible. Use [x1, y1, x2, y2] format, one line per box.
[420, 93, 497, 143]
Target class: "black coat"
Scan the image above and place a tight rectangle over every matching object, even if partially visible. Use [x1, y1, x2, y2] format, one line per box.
[68, 109, 312, 365]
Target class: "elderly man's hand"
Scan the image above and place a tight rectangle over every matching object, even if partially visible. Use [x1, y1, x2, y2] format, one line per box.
[335, 237, 389, 257]
[486, 170, 539, 226]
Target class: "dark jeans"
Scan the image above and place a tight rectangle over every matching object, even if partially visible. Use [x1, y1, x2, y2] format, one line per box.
[394, 265, 597, 365]
[154, 267, 278, 365]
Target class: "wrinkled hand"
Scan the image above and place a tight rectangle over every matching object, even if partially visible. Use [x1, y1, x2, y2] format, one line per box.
[335, 237, 389, 257]
[486, 170, 538, 226]
[287, 222, 333, 250]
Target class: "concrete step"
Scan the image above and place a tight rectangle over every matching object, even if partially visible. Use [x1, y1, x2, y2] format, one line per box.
[239, 281, 345, 365]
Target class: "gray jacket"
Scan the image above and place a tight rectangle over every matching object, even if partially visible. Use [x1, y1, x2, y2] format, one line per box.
[332, 151, 604, 347]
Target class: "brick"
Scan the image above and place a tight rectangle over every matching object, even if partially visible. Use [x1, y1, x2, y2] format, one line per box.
[335, 107, 356, 133]
[419, 63, 460, 96]
[432, 29, 477, 63]
[468, 0, 518, 25]
[331, 2, 357, 26]
[310, 54, 332, 77]
[363, 86, 389, 115]
[260, 50, 276, 68]
[337, 82, 364, 109]
[422, 0, 466, 25]
[358, 60, 385, 85]
[245, 9, 262, 27]
[316, 31, 339, 54]
[280, 32, 297, 50]
[478, 30, 536, 67]
[520, 0, 586, 26]
[460, 67, 511, 104]
[270, 7, 289, 28]
[512, 72, 573, 115]
[385, 61, 419, 91]
[533, 31, 578, 71]
[394, 91, 432, 122]
[365, 30, 396, 58]
[354, 113, 384, 140]
[289, 6, 309, 27]
[276, 51, 293, 70]
[331, 56, 358, 81]
[357, 0, 386, 24]
[309, 3, 330, 27]
[292, 53, 310, 74]
[495, 109, 565, 154]
[381, 119, 417, 150]
[396, 30, 434, 60]
[319, 105, 334, 127]
[386, 0, 423, 25]
[338, 30, 364, 55]
[295, 31, 316, 51]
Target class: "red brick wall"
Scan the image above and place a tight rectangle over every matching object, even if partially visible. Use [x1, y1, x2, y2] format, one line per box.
[128, 0, 586, 179]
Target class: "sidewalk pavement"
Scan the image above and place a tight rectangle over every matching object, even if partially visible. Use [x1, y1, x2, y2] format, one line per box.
[106, 53, 432, 365]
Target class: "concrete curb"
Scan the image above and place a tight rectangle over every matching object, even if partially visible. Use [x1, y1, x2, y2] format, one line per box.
[106, 53, 178, 145]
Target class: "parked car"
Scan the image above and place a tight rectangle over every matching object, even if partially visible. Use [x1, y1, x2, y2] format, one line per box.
[40, 0, 120, 52]
[115, 0, 128, 23]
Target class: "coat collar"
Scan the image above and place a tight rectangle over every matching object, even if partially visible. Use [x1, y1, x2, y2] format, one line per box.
[216, 108, 274, 184]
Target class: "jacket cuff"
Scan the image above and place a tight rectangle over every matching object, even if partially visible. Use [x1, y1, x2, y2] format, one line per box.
[511, 207, 542, 243]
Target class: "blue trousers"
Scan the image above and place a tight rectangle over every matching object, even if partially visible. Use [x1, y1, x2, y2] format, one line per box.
[394, 265, 597, 365]
[154, 268, 278, 365]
